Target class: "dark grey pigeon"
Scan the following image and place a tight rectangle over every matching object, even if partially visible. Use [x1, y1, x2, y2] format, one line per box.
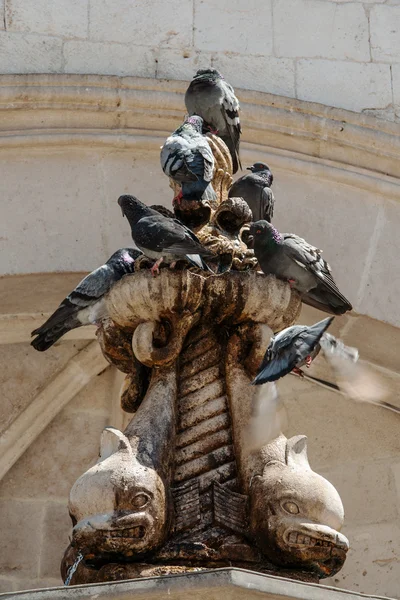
[185, 68, 242, 174]
[250, 220, 352, 315]
[118, 195, 214, 275]
[160, 115, 216, 203]
[252, 317, 334, 384]
[229, 162, 274, 222]
[31, 248, 141, 351]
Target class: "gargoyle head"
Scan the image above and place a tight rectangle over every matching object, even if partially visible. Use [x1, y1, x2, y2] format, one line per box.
[68, 427, 169, 564]
[249, 435, 349, 578]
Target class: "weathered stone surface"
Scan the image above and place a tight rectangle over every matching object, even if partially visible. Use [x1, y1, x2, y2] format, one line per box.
[296, 61, 392, 113]
[370, 4, 400, 63]
[64, 42, 156, 78]
[322, 461, 398, 526]
[40, 503, 72, 579]
[5, 0, 88, 38]
[155, 49, 212, 81]
[274, 0, 369, 61]
[324, 523, 400, 598]
[0, 32, 63, 74]
[89, 0, 192, 47]
[0, 410, 107, 500]
[213, 55, 295, 98]
[358, 200, 400, 328]
[194, 0, 273, 55]
[0, 499, 44, 577]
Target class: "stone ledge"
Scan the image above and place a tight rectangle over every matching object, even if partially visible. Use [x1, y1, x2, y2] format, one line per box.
[0, 568, 396, 600]
[0, 74, 399, 185]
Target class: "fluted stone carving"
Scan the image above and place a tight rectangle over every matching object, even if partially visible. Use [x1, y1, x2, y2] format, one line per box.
[61, 134, 349, 586]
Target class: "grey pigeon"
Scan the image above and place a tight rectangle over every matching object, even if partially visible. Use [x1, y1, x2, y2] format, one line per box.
[250, 220, 352, 315]
[118, 195, 214, 275]
[31, 248, 141, 351]
[185, 68, 242, 173]
[160, 115, 216, 203]
[229, 162, 274, 222]
[252, 317, 334, 384]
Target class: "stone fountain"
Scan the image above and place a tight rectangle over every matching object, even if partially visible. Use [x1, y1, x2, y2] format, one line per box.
[60, 136, 349, 586]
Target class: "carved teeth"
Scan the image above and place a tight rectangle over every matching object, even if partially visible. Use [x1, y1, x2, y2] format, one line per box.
[287, 533, 335, 548]
[109, 526, 145, 539]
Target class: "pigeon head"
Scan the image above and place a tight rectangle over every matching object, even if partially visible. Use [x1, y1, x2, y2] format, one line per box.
[117, 195, 149, 225]
[194, 68, 223, 80]
[185, 115, 204, 133]
[249, 220, 283, 245]
[247, 163, 274, 185]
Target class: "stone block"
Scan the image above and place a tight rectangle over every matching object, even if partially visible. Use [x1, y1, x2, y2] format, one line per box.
[0, 499, 44, 577]
[272, 168, 381, 314]
[0, 32, 63, 74]
[0, 148, 108, 274]
[194, 0, 273, 55]
[64, 41, 156, 78]
[393, 64, 400, 109]
[321, 461, 398, 526]
[67, 367, 114, 415]
[296, 60, 392, 113]
[370, 4, 400, 63]
[213, 54, 295, 98]
[0, 410, 107, 500]
[0, 341, 87, 438]
[39, 502, 72, 579]
[5, 0, 88, 38]
[358, 200, 400, 328]
[274, 0, 369, 62]
[324, 523, 400, 597]
[156, 49, 213, 82]
[89, 0, 192, 48]
[0, 578, 16, 593]
[280, 380, 400, 470]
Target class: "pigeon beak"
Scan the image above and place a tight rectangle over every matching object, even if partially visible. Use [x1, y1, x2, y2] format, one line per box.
[246, 167, 252, 171]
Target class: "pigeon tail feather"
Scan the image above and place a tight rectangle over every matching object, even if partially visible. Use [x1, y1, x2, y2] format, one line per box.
[31, 316, 81, 351]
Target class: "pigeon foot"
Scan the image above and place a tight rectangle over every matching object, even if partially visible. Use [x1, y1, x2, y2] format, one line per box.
[288, 278, 296, 288]
[292, 367, 305, 378]
[151, 258, 163, 277]
[173, 190, 183, 207]
[305, 355, 312, 368]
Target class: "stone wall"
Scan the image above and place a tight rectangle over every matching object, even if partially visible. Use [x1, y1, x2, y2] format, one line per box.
[0, 0, 400, 119]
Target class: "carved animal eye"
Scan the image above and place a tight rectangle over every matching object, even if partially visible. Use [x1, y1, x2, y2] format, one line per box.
[282, 501, 300, 514]
[131, 493, 149, 509]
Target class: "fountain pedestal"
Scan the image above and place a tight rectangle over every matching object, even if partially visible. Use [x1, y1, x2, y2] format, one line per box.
[60, 136, 348, 586]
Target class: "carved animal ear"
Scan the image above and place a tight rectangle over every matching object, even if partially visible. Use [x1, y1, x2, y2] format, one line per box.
[285, 435, 310, 469]
[99, 427, 133, 460]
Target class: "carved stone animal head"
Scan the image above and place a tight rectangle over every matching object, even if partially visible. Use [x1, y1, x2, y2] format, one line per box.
[249, 435, 349, 578]
[68, 427, 169, 563]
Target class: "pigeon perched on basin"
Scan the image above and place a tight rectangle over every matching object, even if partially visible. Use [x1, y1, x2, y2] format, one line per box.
[118, 194, 214, 275]
[31, 248, 141, 351]
[185, 68, 242, 173]
[252, 317, 334, 384]
[229, 163, 275, 222]
[250, 220, 352, 315]
[160, 115, 216, 204]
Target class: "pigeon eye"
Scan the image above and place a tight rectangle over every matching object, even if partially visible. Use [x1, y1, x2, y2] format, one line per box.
[256, 229, 261, 234]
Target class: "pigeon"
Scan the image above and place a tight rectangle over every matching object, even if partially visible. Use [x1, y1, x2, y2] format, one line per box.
[160, 115, 216, 203]
[229, 162, 275, 222]
[31, 248, 141, 351]
[118, 194, 215, 275]
[252, 317, 334, 384]
[250, 220, 352, 315]
[185, 68, 242, 174]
